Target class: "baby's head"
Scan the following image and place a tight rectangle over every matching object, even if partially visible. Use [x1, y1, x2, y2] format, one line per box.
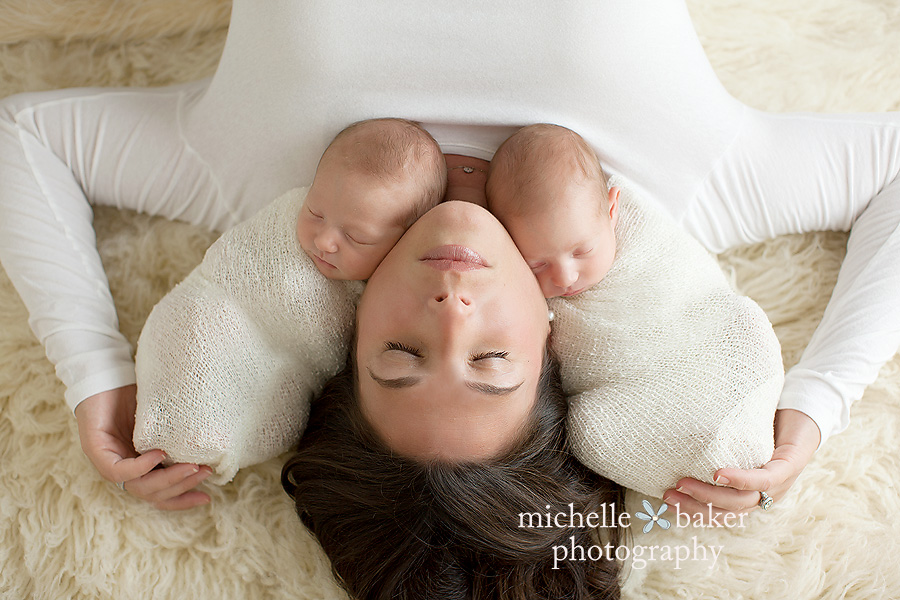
[297, 118, 448, 280]
[486, 124, 619, 298]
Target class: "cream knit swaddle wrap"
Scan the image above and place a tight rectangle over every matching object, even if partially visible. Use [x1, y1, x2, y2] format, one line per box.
[550, 178, 784, 498]
[133, 187, 361, 484]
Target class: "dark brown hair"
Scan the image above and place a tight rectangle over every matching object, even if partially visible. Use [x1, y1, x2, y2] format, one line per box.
[282, 351, 624, 600]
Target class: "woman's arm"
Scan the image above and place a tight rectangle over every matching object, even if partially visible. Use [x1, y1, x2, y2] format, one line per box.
[664, 409, 820, 517]
[0, 83, 223, 508]
[674, 111, 900, 516]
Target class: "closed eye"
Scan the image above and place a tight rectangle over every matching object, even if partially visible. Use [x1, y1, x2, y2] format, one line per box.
[528, 262, 547, 273]
[573, 247, 594, 257]
[306, 205, 323, 219]
[471, 350, 509, 361]
[384, 341, 422, 357]
[346, 232, 376, 246]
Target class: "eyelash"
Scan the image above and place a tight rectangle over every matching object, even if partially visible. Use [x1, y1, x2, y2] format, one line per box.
[472, 350, 510, 361]
[530, 248, 594, 269]
[384, 341, 422, 356]
[384, 342, 508, 361]
[347, 234, 374, 246]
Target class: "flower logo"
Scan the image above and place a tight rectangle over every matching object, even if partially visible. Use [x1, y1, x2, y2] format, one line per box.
[636, 500, 671, 533]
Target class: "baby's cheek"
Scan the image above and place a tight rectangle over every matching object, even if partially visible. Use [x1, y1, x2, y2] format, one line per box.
[585, 255, 613, 287]
[295, 218, 310, 247]
[536, 274, 557, 299]
[343, 248, 379, 281]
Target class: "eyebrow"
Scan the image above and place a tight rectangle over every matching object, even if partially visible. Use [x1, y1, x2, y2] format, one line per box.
[367, 369, 524, 396]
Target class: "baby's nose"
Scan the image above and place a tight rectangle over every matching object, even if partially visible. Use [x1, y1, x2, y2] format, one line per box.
[314, 228, 339, 253]
[551, 264, 578, 288]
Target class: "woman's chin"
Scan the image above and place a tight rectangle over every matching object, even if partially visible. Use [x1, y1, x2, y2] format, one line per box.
[425, 199, 494, 223]
[409, 201, 511, 253]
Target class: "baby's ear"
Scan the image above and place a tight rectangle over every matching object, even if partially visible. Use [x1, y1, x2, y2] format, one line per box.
[607, 186, 621, 226]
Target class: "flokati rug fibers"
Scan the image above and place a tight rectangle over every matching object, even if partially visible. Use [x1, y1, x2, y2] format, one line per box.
[1, 1, 899, 598]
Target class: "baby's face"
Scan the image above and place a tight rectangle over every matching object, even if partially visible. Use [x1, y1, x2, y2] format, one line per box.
[501, 184, 619, 298]
[296, 164, 414, 280]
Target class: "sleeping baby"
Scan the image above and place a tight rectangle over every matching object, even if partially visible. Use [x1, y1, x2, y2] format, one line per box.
[486, 123, 621, 299]
[486, 124, 784, 498]
[133, 118, 447, 484]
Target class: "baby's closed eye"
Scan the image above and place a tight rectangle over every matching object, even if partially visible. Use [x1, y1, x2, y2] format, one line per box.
[345, 232, 378, 245]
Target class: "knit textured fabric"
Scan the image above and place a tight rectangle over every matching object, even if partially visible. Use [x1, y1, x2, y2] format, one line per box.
[550, 178, 784, 498]
[133, 187, 362, 484]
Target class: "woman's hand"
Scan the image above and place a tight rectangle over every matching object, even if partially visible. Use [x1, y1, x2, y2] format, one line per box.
[663, 409, 820, 519]
[74, 384, 213, 510]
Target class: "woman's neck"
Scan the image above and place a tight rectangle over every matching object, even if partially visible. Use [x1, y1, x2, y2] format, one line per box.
[444, 154, 490, 208]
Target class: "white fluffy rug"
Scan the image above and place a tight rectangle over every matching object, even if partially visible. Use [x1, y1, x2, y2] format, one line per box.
[1, 1, 899, 598]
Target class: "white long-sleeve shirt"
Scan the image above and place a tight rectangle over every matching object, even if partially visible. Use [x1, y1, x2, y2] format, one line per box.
[1, 0, 899, 445]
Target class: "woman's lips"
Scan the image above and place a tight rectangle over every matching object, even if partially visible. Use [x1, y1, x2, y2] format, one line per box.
[420, 245, 488, 271]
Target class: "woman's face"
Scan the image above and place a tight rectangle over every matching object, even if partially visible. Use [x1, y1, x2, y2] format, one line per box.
[356, 201, 551, 461]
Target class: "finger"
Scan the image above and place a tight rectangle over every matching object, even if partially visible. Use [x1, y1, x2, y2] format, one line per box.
[127, 464, 213, 504]
[146, 466, 214, 504]
[714, 458, 795, 495]
[671, 478, 760, 514]
[95, 448, 167, 483]
[662, 487, 757, 521]
[662, 489, 710, 519]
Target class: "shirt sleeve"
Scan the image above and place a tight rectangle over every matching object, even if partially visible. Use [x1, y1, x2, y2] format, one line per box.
[0, 84, 223, 411]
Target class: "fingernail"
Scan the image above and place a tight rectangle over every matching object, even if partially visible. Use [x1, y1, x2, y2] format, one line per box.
[715, 475, 730, 486]
[676, 486, 686, 494]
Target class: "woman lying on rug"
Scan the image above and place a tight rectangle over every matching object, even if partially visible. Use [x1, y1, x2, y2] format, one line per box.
[283, 199, 628, 599]
[278, 137, 789, 596]
[122, 111, 781, 598]
[1, 1, 899, 520]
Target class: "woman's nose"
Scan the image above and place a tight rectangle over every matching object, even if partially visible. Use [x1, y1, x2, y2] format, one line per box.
[429, 292, 476, 354]
[430, 292, 474, 324]
[432, 291, 473, 308]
